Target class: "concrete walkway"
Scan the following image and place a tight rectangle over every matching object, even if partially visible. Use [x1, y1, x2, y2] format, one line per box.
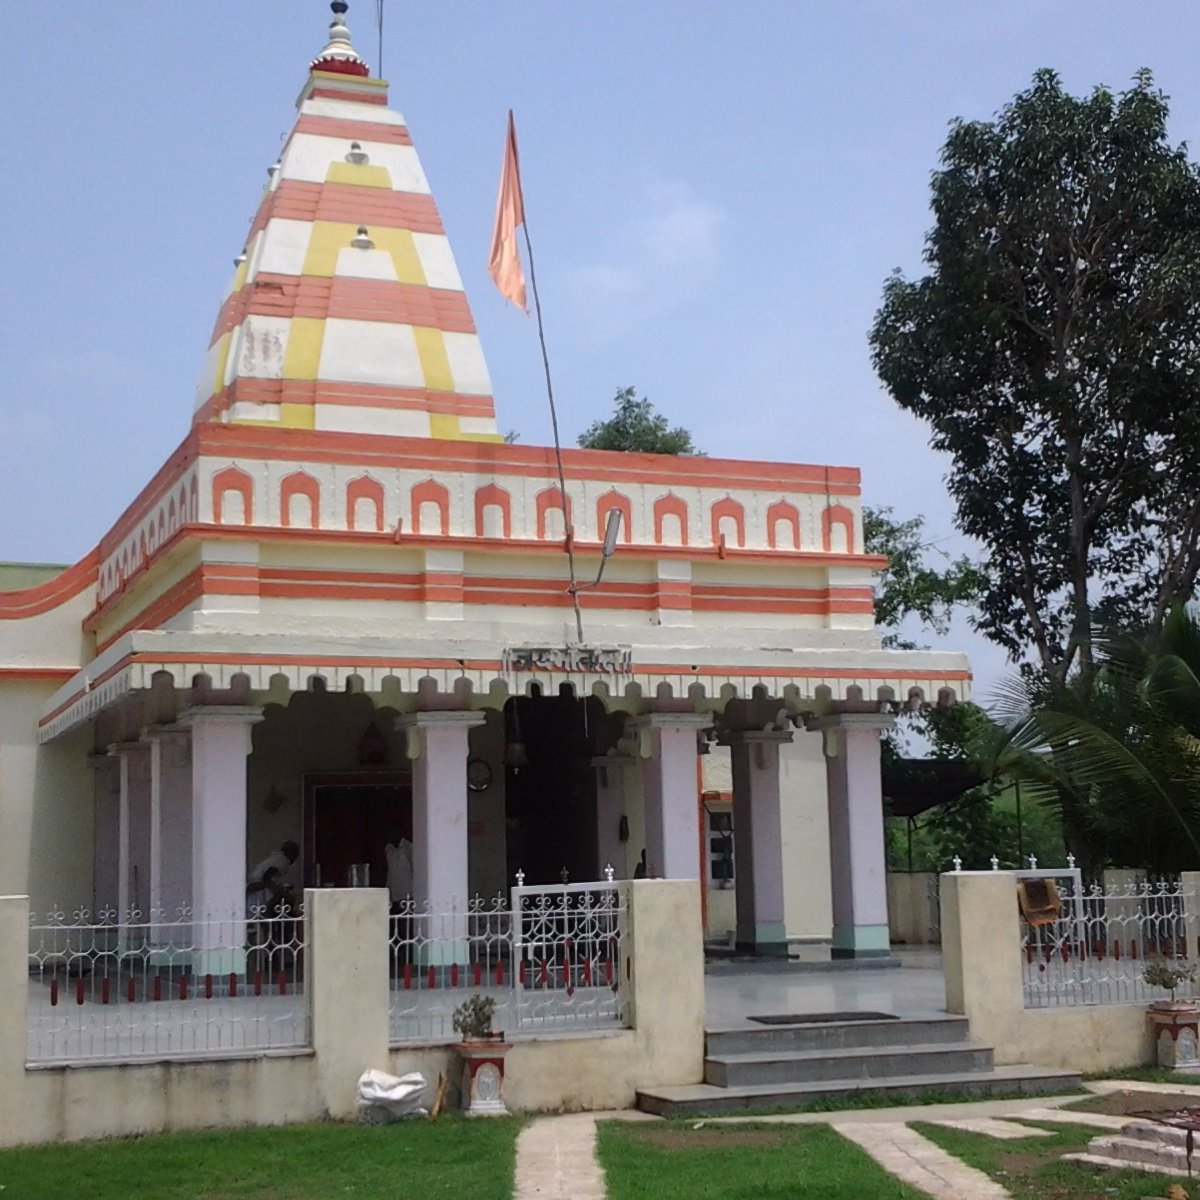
[834, 1121, 1013, 1200]
[514, 1111, 655, 1200]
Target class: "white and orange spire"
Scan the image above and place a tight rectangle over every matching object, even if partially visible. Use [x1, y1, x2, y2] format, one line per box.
[195, 2, 502, 442]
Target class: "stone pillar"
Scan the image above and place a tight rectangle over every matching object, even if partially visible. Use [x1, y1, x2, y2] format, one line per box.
[143, 725, 193, 932]
[592, 753, 635, 878]
[180, 705, 262, 971]
[88, 754, 121, 915]
[629, 713, 709, 880]
[729, 730, 792, 955]
[397, 711, 485, 962]
[108, 741, 152, 922]
[306, 887, 391, 1119]
[809, 712, 893, 959]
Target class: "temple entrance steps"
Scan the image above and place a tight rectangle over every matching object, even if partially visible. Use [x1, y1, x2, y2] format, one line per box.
[636, 1014, 1081, 1117]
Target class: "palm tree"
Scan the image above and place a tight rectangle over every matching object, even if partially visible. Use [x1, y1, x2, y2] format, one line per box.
[980, 607, 1200, 875]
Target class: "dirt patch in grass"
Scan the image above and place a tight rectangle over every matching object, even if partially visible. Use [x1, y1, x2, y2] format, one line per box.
[630, 1127, 794, 1151]
[1068, 1089, 1200, 1115]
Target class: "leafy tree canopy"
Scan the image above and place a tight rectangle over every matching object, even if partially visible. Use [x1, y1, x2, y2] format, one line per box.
[864, 506, 983, 649]
[870, 69, 1200, 690]
[578, 387, 700, 455]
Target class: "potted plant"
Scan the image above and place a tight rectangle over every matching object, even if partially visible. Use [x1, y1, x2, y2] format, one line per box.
[452, 994, 511, 1116]
[1145, 960, 1200, 1069]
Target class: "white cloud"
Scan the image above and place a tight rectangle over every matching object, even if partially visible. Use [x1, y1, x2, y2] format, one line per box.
[563, 182, 723, 339]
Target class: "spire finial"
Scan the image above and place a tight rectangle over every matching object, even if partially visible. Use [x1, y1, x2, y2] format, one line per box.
[310, 1, 370, 77]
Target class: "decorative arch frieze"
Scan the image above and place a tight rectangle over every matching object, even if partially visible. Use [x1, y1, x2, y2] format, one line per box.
[411, 478, 450, 536]
[653, 492, 689, 546]
[822, 503, 856, 553]
[766, 499, 801, 551]
[280, 471, 321, 529]
[535, 486, 572, 540]
[212, 465, 254, 526]
[710, 496, 745, 548]
[347, 474, 385, 532]
[596, 489, 633, 545]
[474, 482, 512, 539]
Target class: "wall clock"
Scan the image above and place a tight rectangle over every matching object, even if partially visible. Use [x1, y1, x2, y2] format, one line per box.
[467, 758, 493, 793]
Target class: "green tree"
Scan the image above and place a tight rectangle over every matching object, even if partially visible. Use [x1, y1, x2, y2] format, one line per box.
[863, 507, 983, 649]
[984, 606, 1200, 873]
[870, 69, 1200, 691]
[578, 387, 700, 455]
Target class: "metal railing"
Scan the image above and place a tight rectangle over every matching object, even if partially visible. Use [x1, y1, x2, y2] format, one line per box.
[1021, 876, 1193, 1008]
[27, 905, 307, 1064]
[387, 880, 628, 1043]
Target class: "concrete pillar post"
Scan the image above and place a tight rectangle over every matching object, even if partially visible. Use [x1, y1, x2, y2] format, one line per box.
[305, 887, 391, 1118]
[628, 713, 710, 880]
[179, 705, 262, 971]
[88, 754, 121, 915]
[107, 741, 152, 922]
[809, 712, 893, 959]
[142, 725, 193, 936]
[1182, 872, 1200, 961]
[0, 895, 29, 1112]
[728, 730, 792, 955]
[397, 711, 485, 962]
[592, 752, 635, 878]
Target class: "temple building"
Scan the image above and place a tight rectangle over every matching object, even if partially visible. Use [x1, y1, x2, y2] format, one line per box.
[0, 3, 969, 962]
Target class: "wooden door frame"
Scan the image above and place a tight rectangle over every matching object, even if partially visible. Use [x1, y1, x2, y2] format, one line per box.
[301, 769, 412, 888]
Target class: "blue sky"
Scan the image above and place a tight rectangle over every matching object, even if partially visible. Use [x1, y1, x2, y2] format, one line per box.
[4, 1, 1199, 698]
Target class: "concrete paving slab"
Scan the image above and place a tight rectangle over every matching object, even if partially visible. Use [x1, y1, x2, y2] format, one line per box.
[514, 1114, 607, 1200]
[834, 1121, 1012, 1199]
[926, 1116, 1053, 1140]
[1010, 1106, 1146, 1131]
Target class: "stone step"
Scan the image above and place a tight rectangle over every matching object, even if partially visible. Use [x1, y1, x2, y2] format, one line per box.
[704, 1041, 995, 1087]
[1063, 1150, 1190, 1179]
[636, 1064, 1083, 1118]
[705, 1015, 971, 1057]
[1084, 1132, 1197, 1174]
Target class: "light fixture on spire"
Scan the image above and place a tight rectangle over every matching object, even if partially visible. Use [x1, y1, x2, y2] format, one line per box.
[351, 226, 375, 250]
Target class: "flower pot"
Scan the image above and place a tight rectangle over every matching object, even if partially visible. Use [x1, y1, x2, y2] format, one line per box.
[1148, 1000, 1200, 1069]
[457, 1037, 512, 1116]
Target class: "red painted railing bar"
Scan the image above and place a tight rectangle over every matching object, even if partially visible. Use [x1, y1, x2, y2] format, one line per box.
[126, 977, 136, 1003]
[495, 960, 504, 986]
[229, 973, 238, 998]
[402, 963, 412, 990]
[180, 975, 189, 1001]
[277, 971, 288, 996]
[101, 977, 111, 1005]
[253, 971, 262, 996]
[473, 962, 482, 987]
[49, 978, 58, 1007]
[76, 978, 85, 1005]
[153, 975, 162, 1002]
[427, 965, 436, 989]
[204, 974, 213, 1000]
[450, 963, 459, 988]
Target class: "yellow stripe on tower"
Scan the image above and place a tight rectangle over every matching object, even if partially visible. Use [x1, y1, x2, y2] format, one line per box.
[412, 327, 454, 392]
[303, 222, 427, 283]
[325, 162, 393, 189]
[428, 414, 462, 439]
[283, 318, 326, 380]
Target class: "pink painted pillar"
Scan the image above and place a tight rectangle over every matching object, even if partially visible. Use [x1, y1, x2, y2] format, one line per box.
[108, 741, 152, 921]
[143, 725, 192, 928]
[729, 731, 791, 955]
[397, 711, 485, 961]
[811, 713, 893, 959]
[629, 713, 709, 880]
[181, 705, 262, 968]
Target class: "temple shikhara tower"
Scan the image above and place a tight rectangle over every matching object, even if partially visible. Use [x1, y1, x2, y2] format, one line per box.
[0, 3, 969, 965]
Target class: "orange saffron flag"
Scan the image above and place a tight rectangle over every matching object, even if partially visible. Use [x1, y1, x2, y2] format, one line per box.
[488, 110, 528, 311]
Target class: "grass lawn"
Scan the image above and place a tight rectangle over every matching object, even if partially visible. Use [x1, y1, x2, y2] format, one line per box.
[597, 1120, 928, 1200]
[915, 1118, 1185, 1200]
[0, 1116, 520, 1200]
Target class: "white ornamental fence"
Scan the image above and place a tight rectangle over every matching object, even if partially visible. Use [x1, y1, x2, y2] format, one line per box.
[388, 879, 628, 1043]
[1018, 874, 1193, 1009]
[26, 905, 308, 1064]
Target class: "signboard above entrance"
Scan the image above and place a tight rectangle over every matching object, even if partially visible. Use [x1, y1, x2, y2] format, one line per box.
[503, 646, 634, 675]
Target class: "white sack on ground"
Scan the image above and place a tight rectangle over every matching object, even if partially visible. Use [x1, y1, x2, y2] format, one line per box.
[355, 1068, 428, 1123]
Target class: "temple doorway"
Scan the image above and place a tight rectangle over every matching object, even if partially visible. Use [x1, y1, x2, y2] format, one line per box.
[503, 694, 605, 885]
[303, 772, 411, 890]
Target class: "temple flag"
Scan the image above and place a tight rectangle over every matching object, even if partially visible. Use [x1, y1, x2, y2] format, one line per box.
[488, 110, 528, 311]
